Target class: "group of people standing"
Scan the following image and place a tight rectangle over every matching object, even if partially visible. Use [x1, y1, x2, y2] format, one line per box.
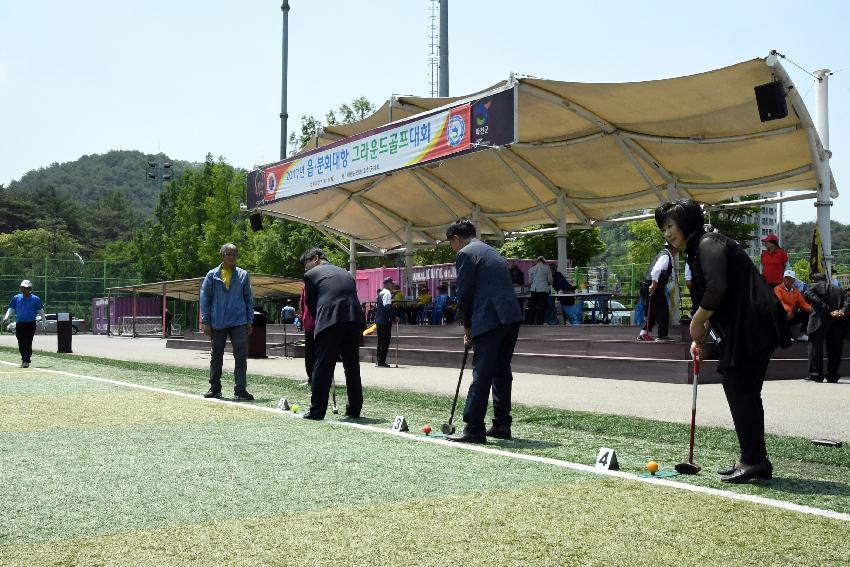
[196, 219, 524, 446]
[147, 200, 850, 483]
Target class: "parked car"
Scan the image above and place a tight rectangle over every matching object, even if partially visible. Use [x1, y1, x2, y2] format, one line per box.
[582, 300, 632, 325]
[6, 314, 85, 335]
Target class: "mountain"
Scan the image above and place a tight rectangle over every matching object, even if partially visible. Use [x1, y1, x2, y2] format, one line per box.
[2, 150, 193, 219]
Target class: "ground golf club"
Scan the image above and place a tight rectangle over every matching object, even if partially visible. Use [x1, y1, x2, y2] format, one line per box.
[441, 345, 469, 435]
[675, 352, 702, 475]
[332, 376, 338, 414]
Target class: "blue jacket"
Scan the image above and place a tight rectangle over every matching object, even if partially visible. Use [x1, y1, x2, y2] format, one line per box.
[455, 238, 523, 338]
[200, 265, 254, 330]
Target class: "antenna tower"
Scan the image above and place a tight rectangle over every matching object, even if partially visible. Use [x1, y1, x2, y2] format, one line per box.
[427, 0, 439, 96]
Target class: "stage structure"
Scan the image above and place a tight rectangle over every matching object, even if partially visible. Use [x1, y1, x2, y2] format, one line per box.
[248, 53, 837, 292]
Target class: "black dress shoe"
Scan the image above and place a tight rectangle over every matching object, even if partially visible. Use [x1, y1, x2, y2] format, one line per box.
[344, 405, 361, 418]
[446, 431, 487, 444]
[203, 389, 222, 399]
[716, 461, 741, 476]
[234, 390, 254, 401]
[302, 413, 324, 421]
[720, 462, 772, 484]
[826, 374, 840, 383]
[375, 362, 391, 368]
[808, 374, 825, 383]
[485, 425, 512, 439]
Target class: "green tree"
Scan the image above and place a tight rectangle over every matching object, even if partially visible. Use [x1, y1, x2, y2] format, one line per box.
[0, 228, 81, 259]
[627, 219, 666, 266]
[498, 226, 604, 267]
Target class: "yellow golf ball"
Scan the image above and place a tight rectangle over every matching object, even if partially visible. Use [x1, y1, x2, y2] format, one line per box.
[291, 404, 300, 413]
[646, 460, 659, 474]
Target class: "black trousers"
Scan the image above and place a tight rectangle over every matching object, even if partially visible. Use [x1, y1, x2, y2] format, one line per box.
[15, 321, 37, 363]
[808, 322, 844, 379]
[643, 290, 669, 338]
[303, 329, 315, 383]
[787, 309, 809, 336]
[376, 323, 391, 364]
[721, 350, 773, 465]
[309, 322, 363, 419]
[530, 292, 548, 325]
[461, 322, 521, 435]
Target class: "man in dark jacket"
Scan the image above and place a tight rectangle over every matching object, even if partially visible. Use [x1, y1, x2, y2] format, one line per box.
[300, 247, 366, 420]
[444, 219, 523, 443]
[374, 277, 397, 367]
[804, 273, 847, 383]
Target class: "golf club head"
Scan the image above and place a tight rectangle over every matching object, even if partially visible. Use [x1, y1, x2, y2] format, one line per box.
[674, 462, 701, 475]
[332, 405, 338, 414]
[441, 423, 455, 435]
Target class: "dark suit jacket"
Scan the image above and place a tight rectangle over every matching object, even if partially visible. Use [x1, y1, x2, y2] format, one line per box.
[805, 281, 847, 334]
[304, 263, 366, 337]
[455, 239, 523, 338]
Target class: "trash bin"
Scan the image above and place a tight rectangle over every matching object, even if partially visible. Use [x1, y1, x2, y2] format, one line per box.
[57, 312, 73, 353]
[248, 311, 267, 358]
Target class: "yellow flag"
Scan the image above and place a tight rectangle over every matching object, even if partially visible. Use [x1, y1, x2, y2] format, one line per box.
[809, 227, 827, 277]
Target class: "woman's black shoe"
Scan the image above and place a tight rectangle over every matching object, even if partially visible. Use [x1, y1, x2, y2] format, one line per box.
[720, 462, 772, 483]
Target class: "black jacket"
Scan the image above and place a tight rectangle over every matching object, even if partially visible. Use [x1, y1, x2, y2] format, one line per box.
[456, 239, 523, 337]
[686, 231, 791, 371]
[304, 263, 366, 337]
[804, 281, 847, 334]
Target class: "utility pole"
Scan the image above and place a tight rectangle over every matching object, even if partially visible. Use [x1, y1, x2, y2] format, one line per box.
[438, 0, 449, 97]
[280, 1, 290, 160]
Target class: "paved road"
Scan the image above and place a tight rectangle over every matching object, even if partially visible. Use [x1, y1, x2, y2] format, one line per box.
[2, 334, 847, 442]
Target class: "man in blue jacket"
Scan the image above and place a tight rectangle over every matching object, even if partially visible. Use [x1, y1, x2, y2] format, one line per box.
[3, 279, 46, 368]
[445, 219, 523, 443]
[200, 243, 255, 400]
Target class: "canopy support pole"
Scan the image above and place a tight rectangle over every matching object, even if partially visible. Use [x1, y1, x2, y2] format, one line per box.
[814, 68, 833, 275]
[557, 195, 568, 273]
[349, 238, 357, 276]
[404, 224, 414, 296]
[471, 206, 481, 240]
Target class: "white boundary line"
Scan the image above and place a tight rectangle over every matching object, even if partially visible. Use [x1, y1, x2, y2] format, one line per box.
[4, 360, 849, 524]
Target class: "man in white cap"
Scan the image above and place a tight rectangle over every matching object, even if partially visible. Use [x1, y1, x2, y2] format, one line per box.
[3, 280, 46, 368]
[773, 269, 811, 341]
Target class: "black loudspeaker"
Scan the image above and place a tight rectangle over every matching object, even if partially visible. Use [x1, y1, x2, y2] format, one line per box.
[754, 80, 788, 122]
[249, 213, 264, 232]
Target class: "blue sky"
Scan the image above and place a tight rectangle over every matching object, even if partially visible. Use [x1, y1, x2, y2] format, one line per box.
[1, 0, 847, 223]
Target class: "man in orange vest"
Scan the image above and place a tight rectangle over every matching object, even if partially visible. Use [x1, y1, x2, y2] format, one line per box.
[773, 269, 811, 341]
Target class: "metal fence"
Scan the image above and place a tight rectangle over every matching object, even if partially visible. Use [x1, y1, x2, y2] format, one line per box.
[0, 257, 140, 327]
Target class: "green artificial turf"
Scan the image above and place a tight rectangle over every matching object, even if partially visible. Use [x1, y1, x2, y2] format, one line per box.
[1, 347, 849, 565]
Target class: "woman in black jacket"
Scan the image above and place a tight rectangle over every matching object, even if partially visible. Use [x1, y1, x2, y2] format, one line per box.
[655, 199, 790, 484]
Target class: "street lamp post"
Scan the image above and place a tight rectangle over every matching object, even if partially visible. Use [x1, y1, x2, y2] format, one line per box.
[146, 160, 173, 192]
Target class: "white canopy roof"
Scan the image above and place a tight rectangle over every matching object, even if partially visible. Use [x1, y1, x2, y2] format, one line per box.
[252, 56, 836, 252]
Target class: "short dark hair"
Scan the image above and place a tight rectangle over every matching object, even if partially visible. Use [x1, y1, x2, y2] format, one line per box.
[445, 219, 476, 240]
[298, 247, 325, 264]
[654, 199, 705, 239]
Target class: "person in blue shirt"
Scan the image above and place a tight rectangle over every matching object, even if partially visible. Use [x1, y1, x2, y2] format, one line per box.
[3, 280, 46, 368]
[200, 243, 255, 400]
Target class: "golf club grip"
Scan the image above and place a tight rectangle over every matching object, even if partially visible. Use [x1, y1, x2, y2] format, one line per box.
[448, 346, 469, 423]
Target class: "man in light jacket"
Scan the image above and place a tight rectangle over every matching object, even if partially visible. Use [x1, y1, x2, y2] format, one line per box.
[200, 243, 255, 400]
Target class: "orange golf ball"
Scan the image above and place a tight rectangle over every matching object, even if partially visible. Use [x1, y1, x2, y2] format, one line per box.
[646, 460, 659, 474]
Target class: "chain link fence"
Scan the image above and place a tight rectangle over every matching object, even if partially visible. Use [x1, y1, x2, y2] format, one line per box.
[0, 257, 140, 329]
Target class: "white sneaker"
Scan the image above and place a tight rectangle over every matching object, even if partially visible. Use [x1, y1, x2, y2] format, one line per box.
[797, 334, 809, 342]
